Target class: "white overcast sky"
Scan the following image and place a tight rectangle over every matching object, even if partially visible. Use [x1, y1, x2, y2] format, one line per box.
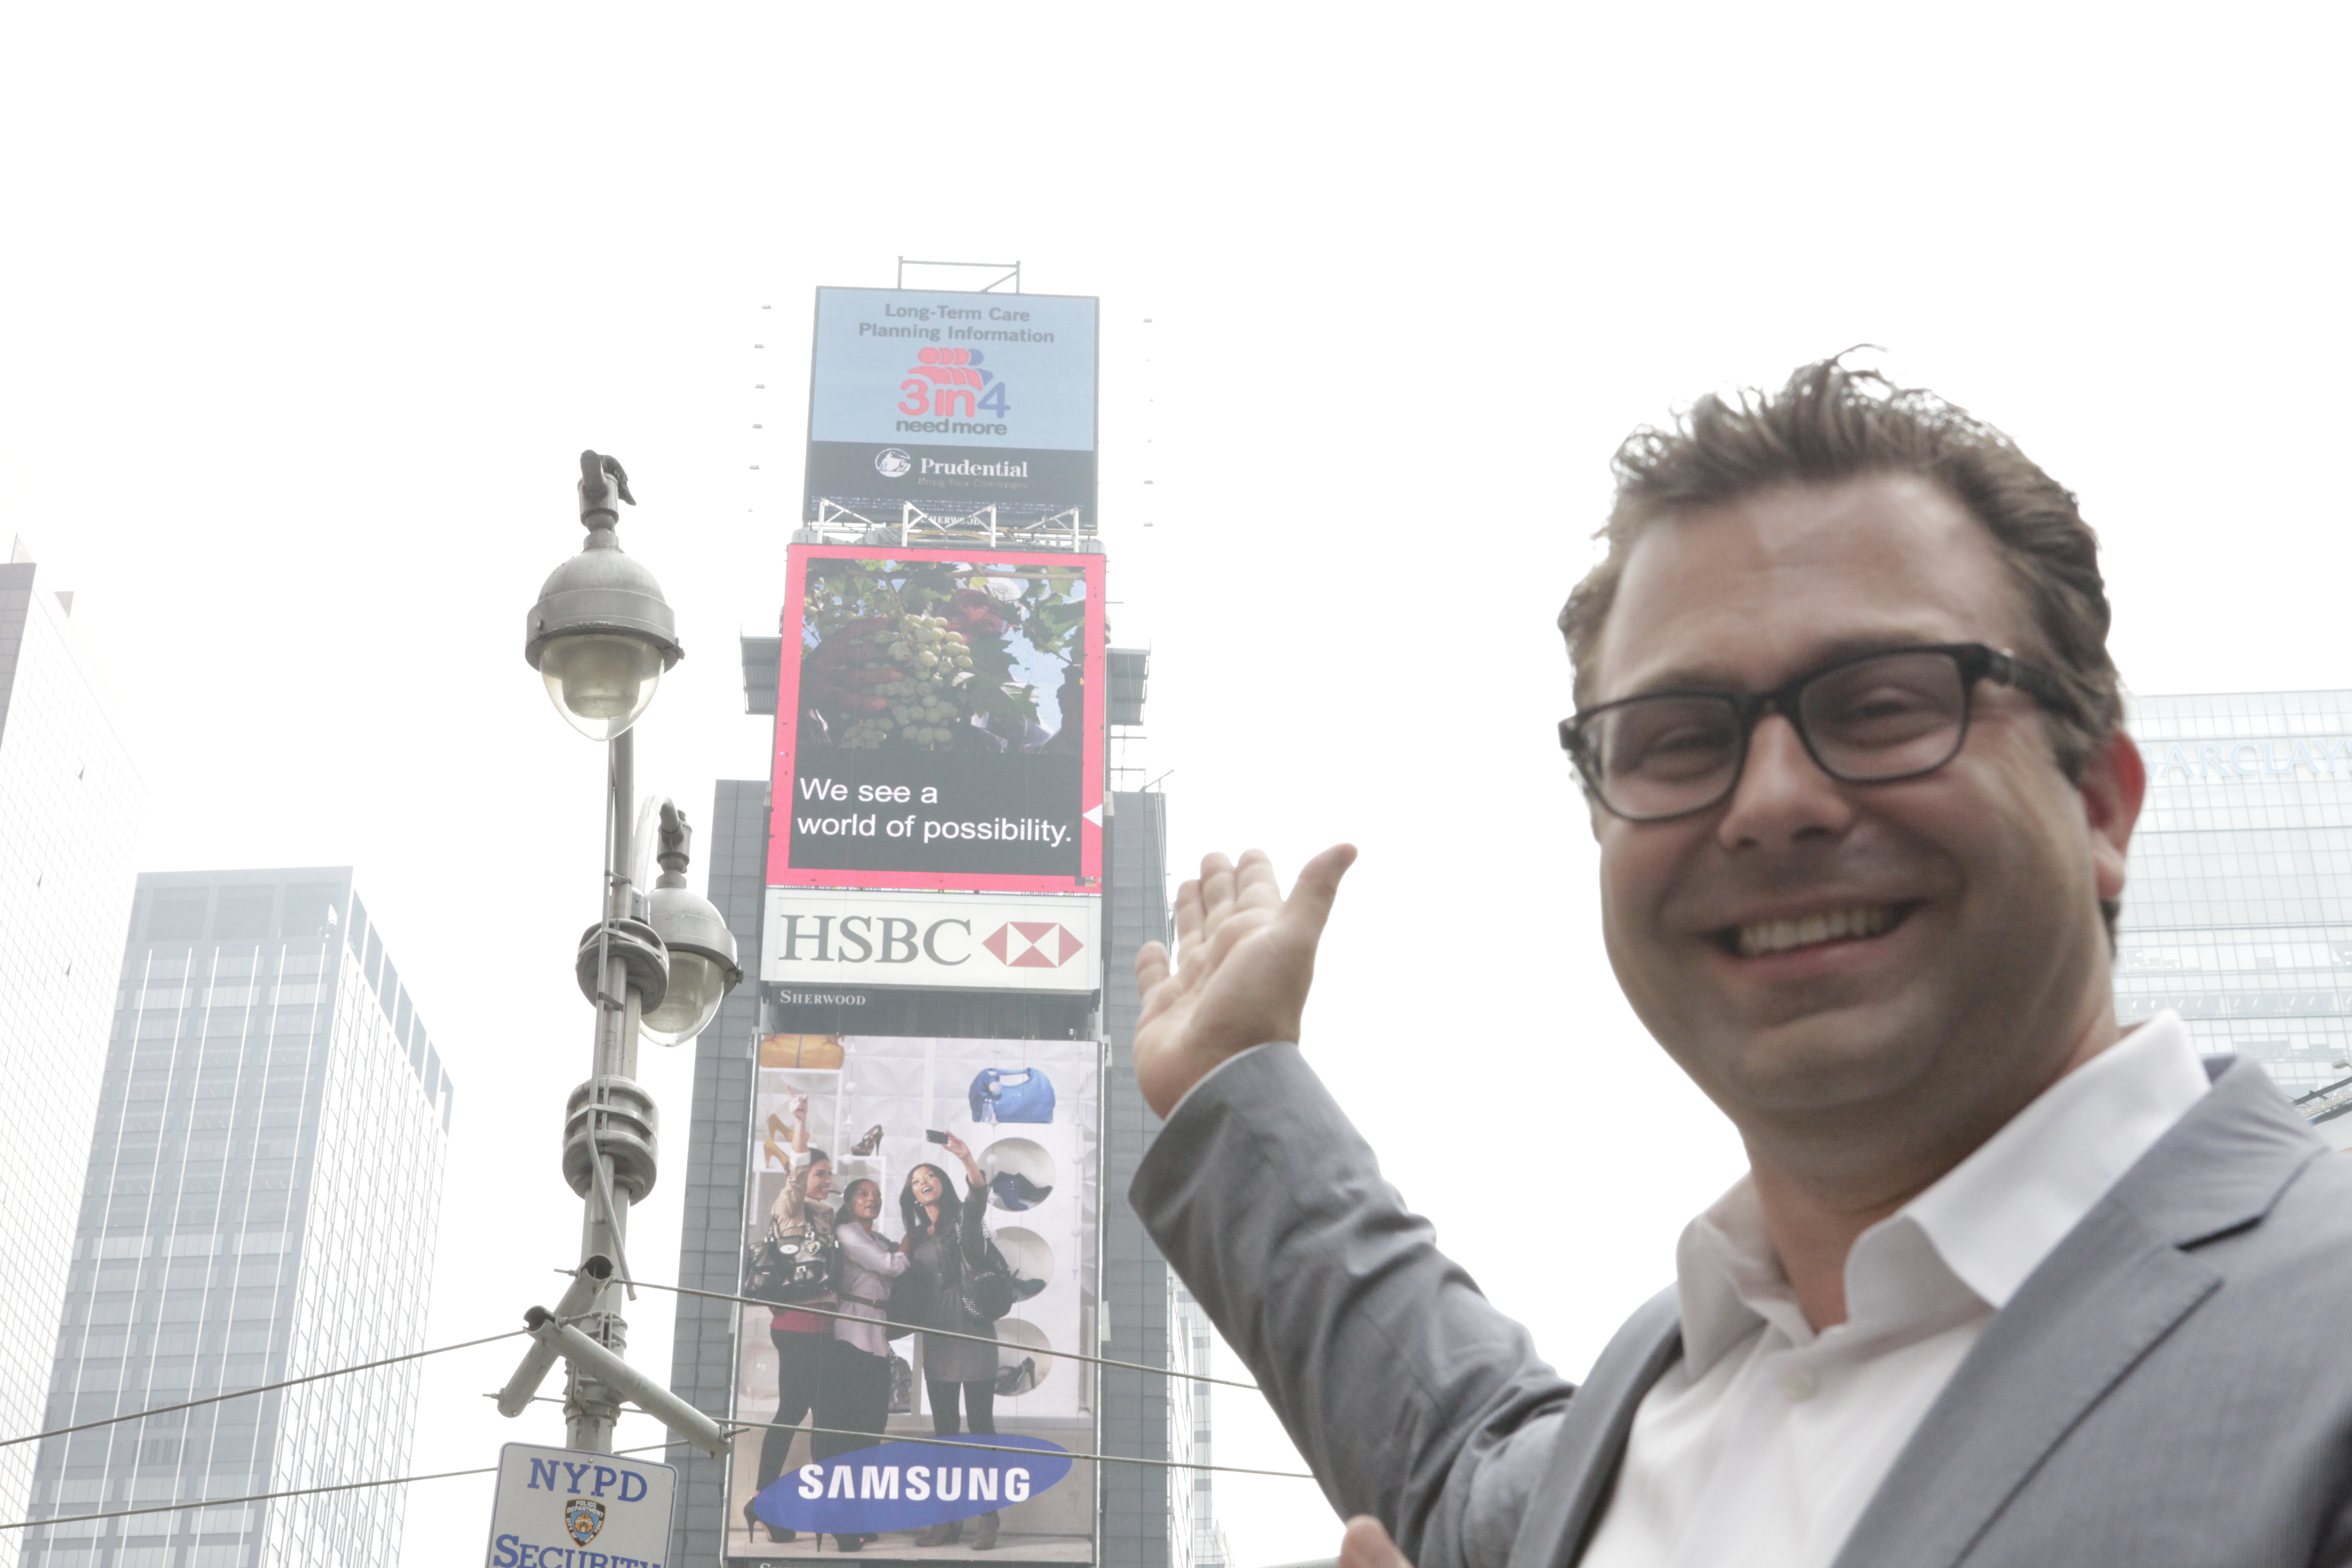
[3, 5, 2347, 1565]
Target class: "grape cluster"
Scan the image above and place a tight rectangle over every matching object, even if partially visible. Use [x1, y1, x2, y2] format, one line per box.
[829, 613, 977, 750]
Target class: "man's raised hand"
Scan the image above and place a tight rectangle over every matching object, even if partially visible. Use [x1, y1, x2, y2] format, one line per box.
[1132, 845, 1356, 1117]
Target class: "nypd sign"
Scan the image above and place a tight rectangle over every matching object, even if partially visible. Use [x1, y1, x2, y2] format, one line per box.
[762, 889, 1101, 994]
[484, 1443, 676, 1568]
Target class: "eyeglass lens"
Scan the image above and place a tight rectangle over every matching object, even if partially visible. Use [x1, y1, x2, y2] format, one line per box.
[1581, 649, 1972, 819]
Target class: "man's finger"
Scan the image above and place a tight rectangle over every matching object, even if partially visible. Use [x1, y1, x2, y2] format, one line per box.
[1279, 843, 1359, 939]
[1171, 878, 1205, 957]
[1337, 1515, 1410, 1568]
[1134, 939, 1171, 994]
[1197, 851, 1239, 925]
[1233, 847, 1282, 908]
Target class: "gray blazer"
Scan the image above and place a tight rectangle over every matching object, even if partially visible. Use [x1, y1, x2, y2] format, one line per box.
[1131, 1044, 2352, 1567]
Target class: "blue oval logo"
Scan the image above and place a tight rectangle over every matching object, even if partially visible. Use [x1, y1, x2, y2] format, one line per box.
[753, 1435, 1073, 1534]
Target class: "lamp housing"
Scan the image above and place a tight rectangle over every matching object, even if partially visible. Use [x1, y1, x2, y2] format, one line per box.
[524, 452, 683, 739]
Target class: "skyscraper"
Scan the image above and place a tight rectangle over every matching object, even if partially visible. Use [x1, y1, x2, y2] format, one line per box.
[15, 870, 452, 1568]
[2118, 689, 2352, 1140]
[0, 543, 143, 1568]
[1166, 1282, 1231, 1568]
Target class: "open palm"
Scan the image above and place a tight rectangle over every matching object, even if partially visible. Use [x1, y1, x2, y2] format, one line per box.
[1132, 845, 1356, 1117]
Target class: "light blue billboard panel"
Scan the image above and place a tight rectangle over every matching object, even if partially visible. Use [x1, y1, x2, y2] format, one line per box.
[809, 288, 1098, 452]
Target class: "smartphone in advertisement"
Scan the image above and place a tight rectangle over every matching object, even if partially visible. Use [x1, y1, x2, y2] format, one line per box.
[925, 1130, 950, 1144]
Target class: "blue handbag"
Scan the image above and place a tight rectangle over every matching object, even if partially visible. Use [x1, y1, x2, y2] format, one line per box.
[968, 1066, 1056, 1124]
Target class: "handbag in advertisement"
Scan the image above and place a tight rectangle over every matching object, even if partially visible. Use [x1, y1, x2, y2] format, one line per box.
[968, 1067, 1056, 1125]
[744, 1220, 838, 1305]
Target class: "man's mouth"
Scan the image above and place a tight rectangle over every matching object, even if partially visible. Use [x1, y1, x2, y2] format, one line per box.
[1723, 903, 1912, 958]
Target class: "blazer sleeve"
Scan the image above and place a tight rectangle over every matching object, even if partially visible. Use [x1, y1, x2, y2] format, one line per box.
[1131, 1043, 1574, 1568]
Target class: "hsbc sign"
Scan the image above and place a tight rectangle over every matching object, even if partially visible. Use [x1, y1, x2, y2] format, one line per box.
[761, 889, 1101, 994]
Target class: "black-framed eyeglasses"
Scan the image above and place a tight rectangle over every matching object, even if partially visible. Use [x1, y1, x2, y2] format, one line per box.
[1558, 642, 2071, 823]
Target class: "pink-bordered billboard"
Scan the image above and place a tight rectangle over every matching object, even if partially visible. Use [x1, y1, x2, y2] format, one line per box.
[767, 544, 1104, 894]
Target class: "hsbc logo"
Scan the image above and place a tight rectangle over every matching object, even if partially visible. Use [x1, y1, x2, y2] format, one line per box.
[983, 922, 1086, 969]
[763, 890, 1101, 994]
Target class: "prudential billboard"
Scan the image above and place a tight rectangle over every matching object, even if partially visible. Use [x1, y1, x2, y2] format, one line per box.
[803, 287, 1098, 526]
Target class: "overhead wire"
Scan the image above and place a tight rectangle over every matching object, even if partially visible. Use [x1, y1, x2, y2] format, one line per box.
[0, 1327, 531, 1452]
[720, 1416, 1315, 1480]
[606, 1273, 1264, 1393]
[0, 1277, 1315, 1536]
[493, 1395, 1315, 1481]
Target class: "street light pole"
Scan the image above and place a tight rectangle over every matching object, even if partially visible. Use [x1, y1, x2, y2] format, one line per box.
[497, 451, 742, 1462]
[568, 725, 640, 1453]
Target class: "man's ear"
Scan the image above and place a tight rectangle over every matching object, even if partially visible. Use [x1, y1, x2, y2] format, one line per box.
[2079, 728, 2146, 906]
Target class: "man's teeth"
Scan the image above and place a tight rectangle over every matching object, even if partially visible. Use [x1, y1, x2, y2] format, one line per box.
[1735, 905, 1896, 958]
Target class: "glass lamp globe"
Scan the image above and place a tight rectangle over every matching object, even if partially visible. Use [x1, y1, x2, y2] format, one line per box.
[539, 631, 665, 740]
[639, 946, 727, 1047]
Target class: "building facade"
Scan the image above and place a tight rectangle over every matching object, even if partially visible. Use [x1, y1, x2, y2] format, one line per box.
[1166, 1282, 1230, 1568]
[15, 870, 451, 1568]
[2119, 690, 2352, 1119]
[0, 546, 144, 1568]
[668, 647, 1186, 1567]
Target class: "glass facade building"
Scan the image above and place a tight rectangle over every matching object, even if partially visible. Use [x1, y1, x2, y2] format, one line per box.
[15, 870, 452, 1568]
[1166, 1282, 1230, 1568]
[2119, 690, 2352, 1114]
[0, 549, 144, 1568]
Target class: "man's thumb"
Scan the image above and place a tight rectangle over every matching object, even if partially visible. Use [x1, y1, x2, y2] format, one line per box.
[1337, 1514, 1411, 1568]
[1284, 842, 1359, 936]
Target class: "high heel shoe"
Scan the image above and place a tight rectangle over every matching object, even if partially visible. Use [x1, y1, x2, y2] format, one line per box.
[742, 1498, 795, 1543]
[995, 1356, 1038, 1396]
[851, 1124, 883, 1155]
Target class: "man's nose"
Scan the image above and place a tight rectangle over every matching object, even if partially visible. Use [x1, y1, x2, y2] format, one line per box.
[1715, 712, 1856, 849]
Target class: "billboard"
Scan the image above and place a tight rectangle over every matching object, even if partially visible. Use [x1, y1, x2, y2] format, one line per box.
[804, 287, 1098, 525]
[769, 544, 1105, 894]
[727, 1034, 1099, 1564]
[764, 890, 1101, 994]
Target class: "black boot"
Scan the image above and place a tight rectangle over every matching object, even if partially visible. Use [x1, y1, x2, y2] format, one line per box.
[971, 1510, 1001, 1551]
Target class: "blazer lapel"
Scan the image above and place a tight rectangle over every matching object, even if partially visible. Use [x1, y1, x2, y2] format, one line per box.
[1508, 1287, 1682, 1568]
[1828, 1058, 2324, 1568]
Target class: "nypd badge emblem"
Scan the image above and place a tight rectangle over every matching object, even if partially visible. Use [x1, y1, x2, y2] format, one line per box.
[565, 1497, 606, 1546]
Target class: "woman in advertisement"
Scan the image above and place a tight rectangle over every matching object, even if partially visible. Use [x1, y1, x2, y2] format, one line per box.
[744, 1096, 836, 1547]
[898, 1136, 1002, 1551]
[818, 1177, 908, 1554]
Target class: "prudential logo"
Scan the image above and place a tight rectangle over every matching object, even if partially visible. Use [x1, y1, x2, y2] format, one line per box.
[874, 448, 913, 478]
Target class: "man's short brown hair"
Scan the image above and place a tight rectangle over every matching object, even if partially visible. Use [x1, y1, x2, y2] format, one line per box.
[1559, 356, 2123, 781]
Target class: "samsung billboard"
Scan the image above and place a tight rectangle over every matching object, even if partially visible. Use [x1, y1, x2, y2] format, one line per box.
[727, 1034, 1100, 1562]
[805, 287, 1098, 525]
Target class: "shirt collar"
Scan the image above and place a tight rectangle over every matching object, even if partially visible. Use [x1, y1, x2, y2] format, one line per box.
[1673, 1011, 2210, 1372]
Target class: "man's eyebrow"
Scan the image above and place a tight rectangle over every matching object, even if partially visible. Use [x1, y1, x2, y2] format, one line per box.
[1607, 634, 1967, 700]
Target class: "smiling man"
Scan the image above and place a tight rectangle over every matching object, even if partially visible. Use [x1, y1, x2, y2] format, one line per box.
[1129, 359, 2352, 1568]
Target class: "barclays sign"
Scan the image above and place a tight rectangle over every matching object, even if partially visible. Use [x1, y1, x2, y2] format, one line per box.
[2141, 738, 2352, 784]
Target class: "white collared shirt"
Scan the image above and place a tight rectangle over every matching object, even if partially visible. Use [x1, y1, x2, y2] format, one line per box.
[1579, 1011, 2212, 1568]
